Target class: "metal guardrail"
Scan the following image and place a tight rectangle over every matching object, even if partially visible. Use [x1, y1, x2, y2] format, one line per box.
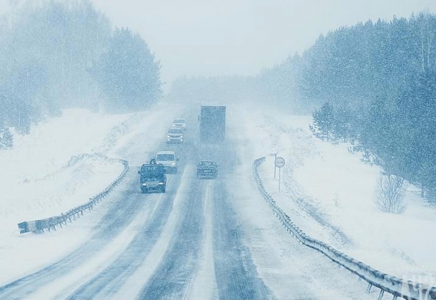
[17, 157, 129, 234]
[253, 157, 436, 300]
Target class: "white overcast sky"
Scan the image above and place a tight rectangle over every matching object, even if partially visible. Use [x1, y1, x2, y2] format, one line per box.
[2, 0, 436, 87]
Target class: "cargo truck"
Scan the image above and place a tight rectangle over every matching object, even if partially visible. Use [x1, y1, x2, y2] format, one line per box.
[199, 105, 226, 143]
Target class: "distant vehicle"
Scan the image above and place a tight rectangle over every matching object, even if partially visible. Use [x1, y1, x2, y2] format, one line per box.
[155, 150, 178, 173]
[172, 118, 186, 130]
[167, 127, 184, 143]
[199, 106, 226, 143]
[197, 160, 218, 179]
[138, 162, 166, 193]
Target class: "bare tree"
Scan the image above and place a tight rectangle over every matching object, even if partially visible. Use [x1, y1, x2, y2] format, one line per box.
[375, 174, 406, 214]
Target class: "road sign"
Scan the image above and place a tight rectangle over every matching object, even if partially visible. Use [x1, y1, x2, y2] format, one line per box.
[275, 157, 285, 168]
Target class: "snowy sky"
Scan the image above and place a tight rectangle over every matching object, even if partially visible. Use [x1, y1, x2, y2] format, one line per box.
[2, 0, 436, 86]
[91, 0, 436, 85]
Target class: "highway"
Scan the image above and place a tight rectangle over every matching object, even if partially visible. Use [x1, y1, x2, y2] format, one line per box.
[0, 106, 372, 300]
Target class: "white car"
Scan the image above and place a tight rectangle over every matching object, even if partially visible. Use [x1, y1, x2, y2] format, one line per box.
[172, 118, 186, 130]
[155, 151, 178, 173]
[167, 127, 184, 143]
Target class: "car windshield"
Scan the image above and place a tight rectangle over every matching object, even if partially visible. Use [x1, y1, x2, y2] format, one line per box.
[198, 161, 216, 167]
[168, 128, 182, 134]
[142, 176, 161, 181]
[140, 165, 164, 173]
[156, 154, 175, 161]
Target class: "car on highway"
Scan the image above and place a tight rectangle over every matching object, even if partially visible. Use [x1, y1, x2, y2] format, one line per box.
[138, 162, 166, 193]
[197, 160, 218, 179]
[167, 127, 184, 143]
[155, 150, 178, 173]
[172, 118, 186, 130]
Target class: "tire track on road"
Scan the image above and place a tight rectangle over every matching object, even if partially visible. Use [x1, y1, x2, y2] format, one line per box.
[183, 181, 218, 300]
[136, 169, 204, 300]
[0, 172, 149, 299]
[66, 171, 184, 300]
[212, 179, 272, 300]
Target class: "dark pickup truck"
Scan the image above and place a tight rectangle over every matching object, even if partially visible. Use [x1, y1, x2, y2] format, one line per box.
[138, 162, 167, 193]
[197, 161, 218, 179]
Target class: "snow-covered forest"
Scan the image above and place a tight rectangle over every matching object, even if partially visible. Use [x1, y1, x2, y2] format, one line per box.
[1, 1, 435, 203]
[3, 2, 434, 199]
[0, 0, 161, 147]
[2, 1, 436, 298]
[168, 12, 436, 203]
[301, 14, 436, 202]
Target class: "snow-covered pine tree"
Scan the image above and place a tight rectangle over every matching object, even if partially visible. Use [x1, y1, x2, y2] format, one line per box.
[310, 102, 335, 141]
[2, 127, 13, 149]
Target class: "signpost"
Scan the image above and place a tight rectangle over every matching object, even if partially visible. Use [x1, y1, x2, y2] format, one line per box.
[270, 153, 277, 178]
[274, 156, 285, 192]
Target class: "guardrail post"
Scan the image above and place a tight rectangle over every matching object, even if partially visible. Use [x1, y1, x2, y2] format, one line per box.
[366, 283, 372, 293]
[392, 295, 397, 300]
[378, 289, 384, 300]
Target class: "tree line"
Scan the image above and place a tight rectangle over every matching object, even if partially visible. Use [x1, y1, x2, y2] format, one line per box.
[165, 12, 436, 201]
[259, 12, 436, 108]
[290, 13, 436, 200]
[0, 0, 162, 148]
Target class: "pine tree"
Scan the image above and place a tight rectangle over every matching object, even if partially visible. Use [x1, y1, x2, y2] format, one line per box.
[1, 128, 13, 149]
[394, 71, 436, 197]
[333, 106, 352, 142]
[310, 102, 335, 141]
[91, 28, 162, 112]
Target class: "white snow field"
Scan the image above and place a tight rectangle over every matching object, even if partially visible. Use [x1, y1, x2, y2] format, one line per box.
[0, 100, 430, 299]
[236, 104, 436, 285]
[0, 102, 178, 286]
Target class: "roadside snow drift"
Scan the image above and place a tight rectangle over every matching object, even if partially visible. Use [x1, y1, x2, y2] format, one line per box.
[235, 104, 436, 284]
[0, 103, 178, 285]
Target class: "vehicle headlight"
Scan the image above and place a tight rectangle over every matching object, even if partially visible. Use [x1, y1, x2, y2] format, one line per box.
[142, 183, 147, 186]
[167, 135, 171, 139]
[158, 182, 164, 185]
[171, 162, 176, 166]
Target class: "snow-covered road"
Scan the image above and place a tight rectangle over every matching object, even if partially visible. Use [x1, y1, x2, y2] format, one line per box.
[0, 103, 374, 299]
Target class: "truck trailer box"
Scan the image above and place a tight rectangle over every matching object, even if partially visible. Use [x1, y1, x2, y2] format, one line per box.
[199, 105, 226, 143]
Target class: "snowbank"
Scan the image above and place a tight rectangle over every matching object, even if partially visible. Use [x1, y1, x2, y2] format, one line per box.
[0, 101, 183, 285]
[236, 104, 436, 284]
[0, 110, 130, 229]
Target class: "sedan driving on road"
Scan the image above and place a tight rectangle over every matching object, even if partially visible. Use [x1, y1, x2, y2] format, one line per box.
[155, 150, 178, 173]
[197, 161, 218, 179]
[172, 118, 186, 130]
[167, 127, 184, 143]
